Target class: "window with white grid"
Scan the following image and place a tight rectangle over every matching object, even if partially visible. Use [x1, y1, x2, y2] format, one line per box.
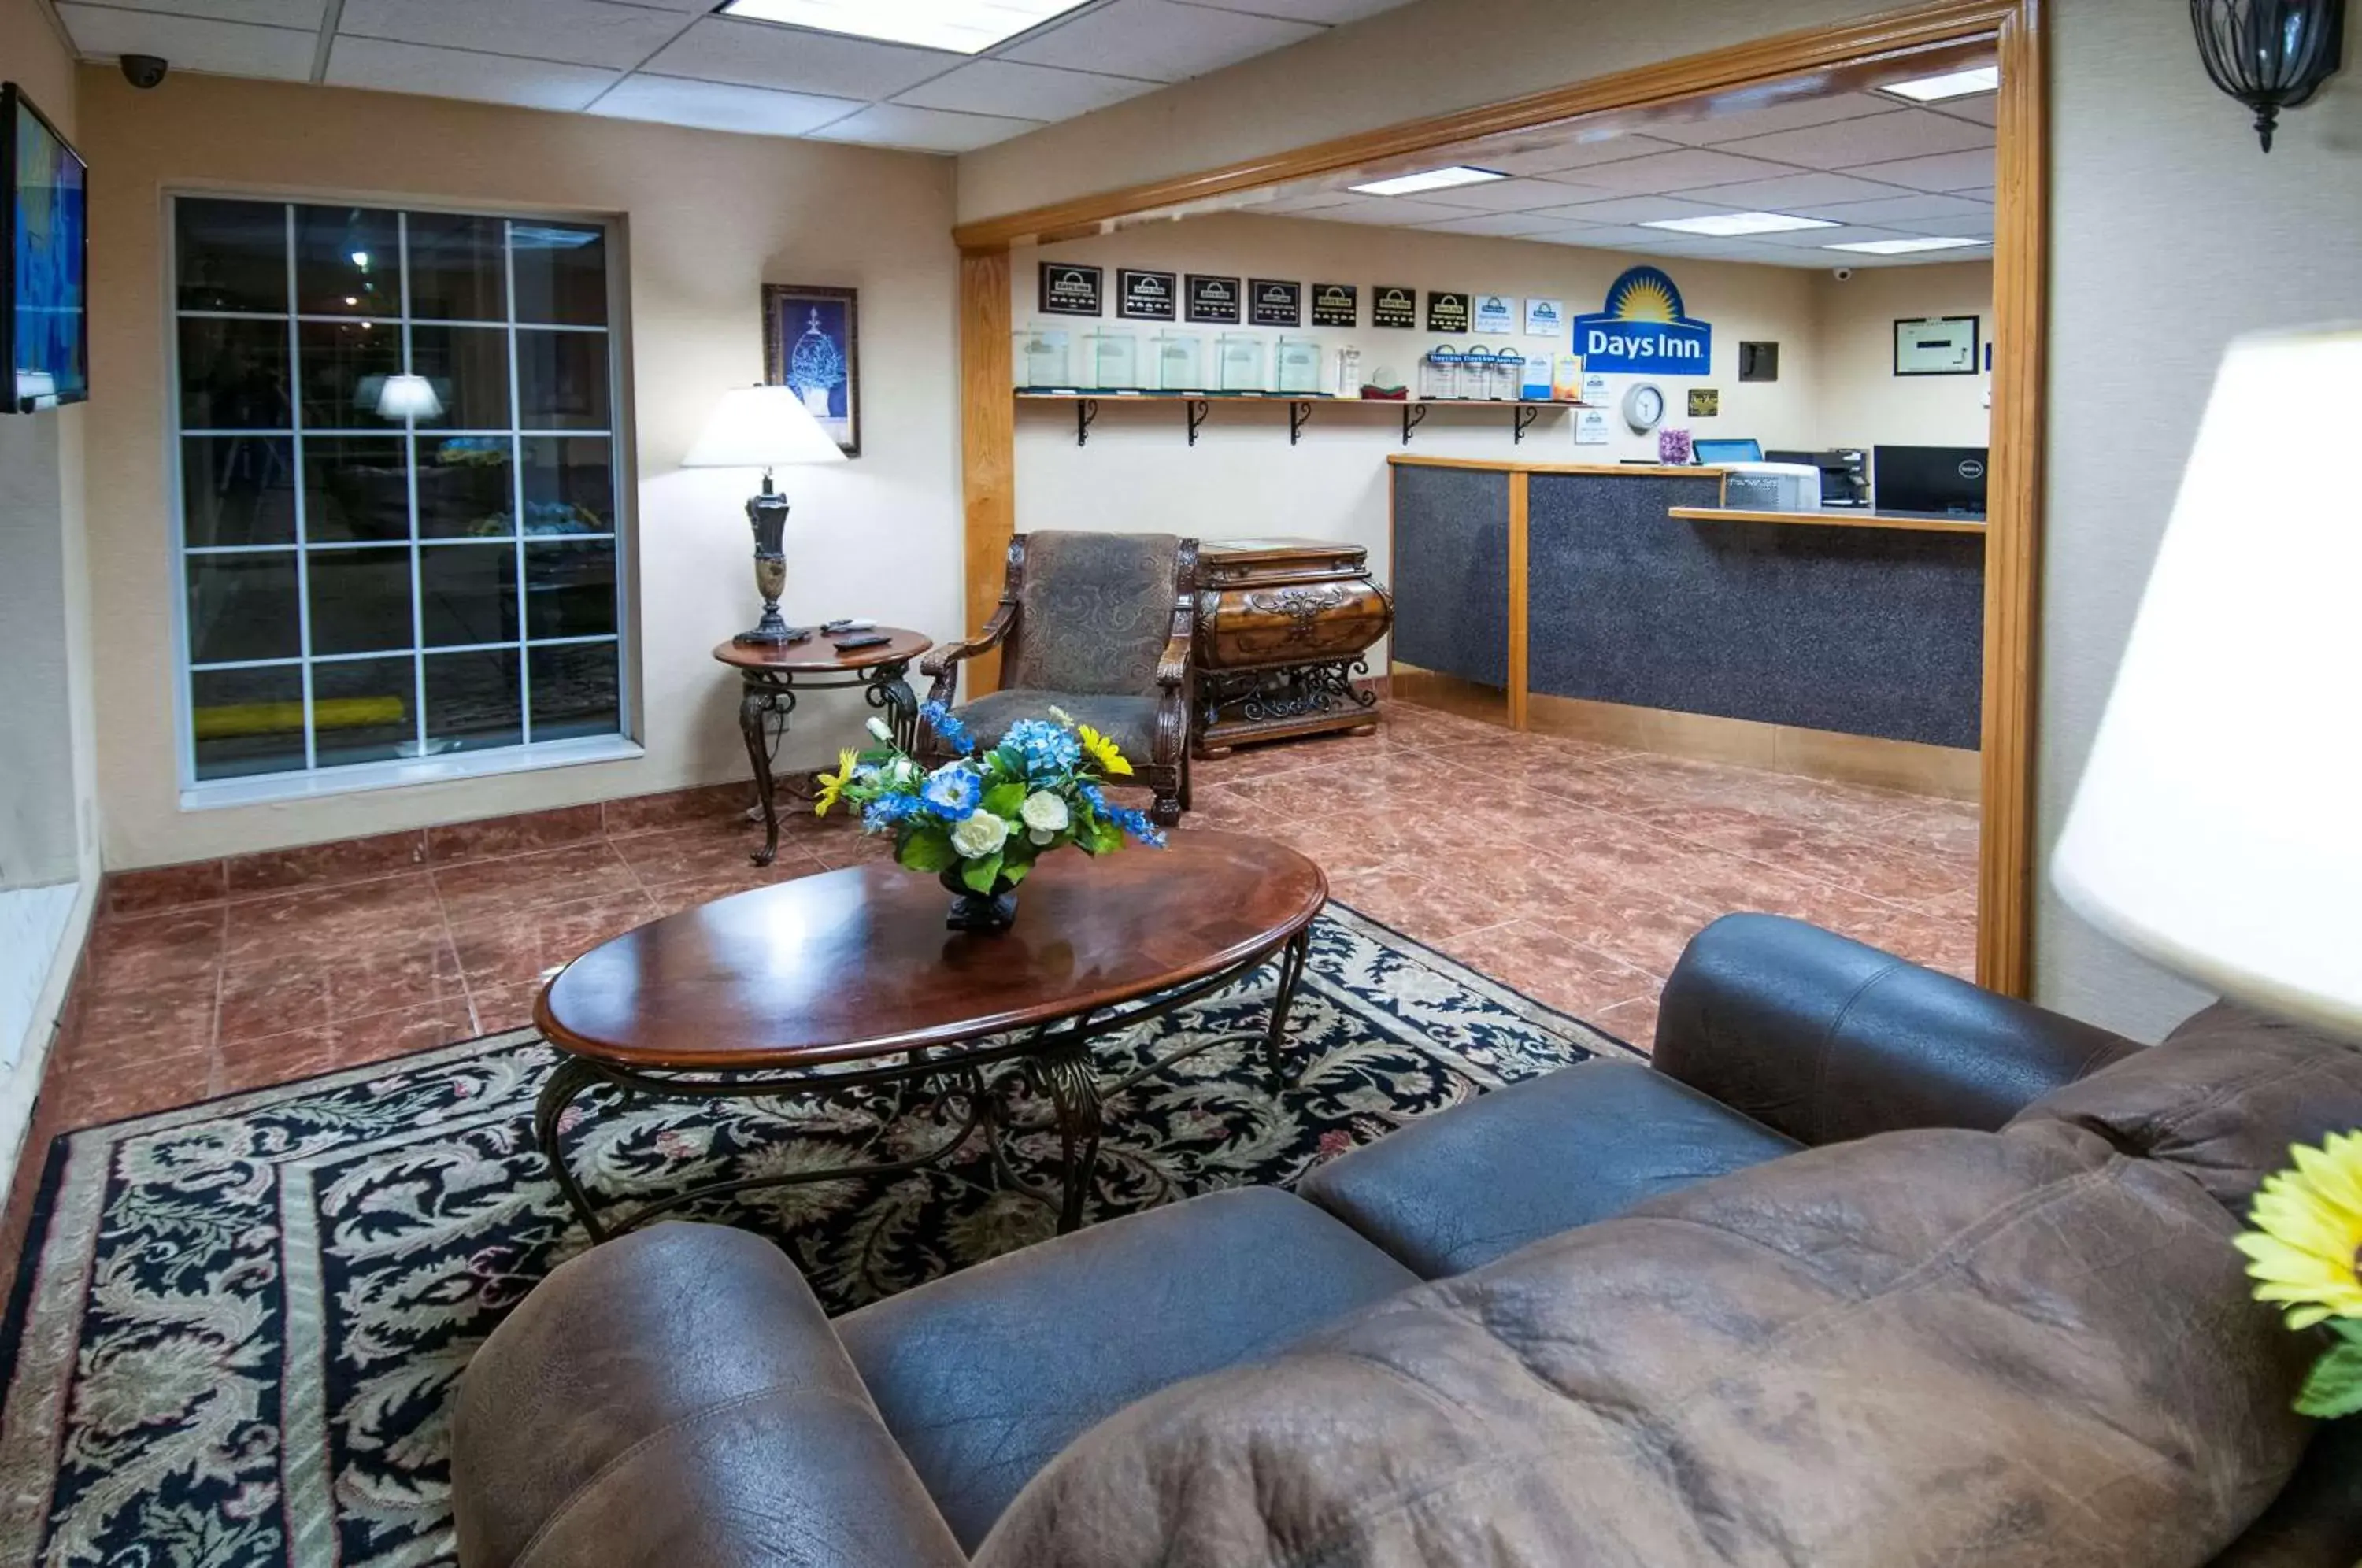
[171, 196, 630, 788]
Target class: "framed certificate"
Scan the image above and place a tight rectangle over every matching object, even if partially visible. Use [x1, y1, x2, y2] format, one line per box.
[1894, 316, 1980, 376]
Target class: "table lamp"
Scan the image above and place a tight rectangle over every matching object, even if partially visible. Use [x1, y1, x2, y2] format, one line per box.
[683, 383, 846, 646]
[2052, 324, 2361, 1037]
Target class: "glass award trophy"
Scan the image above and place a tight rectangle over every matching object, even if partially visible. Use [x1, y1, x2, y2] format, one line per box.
[1016, 326, 1074, 390]
[1275, 337, 1324, 394]
[1085, 327, 1141, 391]
[1218, 334, 1268, 393]
[1153, 331, 1206, 392]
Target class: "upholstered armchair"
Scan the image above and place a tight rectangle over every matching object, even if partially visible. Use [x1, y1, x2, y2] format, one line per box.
[921, 531, 1197, 827]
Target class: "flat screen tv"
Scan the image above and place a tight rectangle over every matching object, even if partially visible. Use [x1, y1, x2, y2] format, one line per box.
[1, 82, 87, 413]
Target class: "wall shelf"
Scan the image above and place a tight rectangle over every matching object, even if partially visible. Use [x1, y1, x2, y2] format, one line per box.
[1014, 391, 1591, 448]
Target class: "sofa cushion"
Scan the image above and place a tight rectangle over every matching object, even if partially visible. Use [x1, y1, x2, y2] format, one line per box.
[976, 1024, 2349, 1567]
[835, 1185, 1416, 1551]
[1298, 1059, 1801, 1277]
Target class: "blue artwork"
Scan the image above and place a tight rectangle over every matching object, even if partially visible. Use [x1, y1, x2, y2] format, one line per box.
[1570, 266, 1712, 377]
[765, 285, 858, 454]
[6, 84, 87, 411]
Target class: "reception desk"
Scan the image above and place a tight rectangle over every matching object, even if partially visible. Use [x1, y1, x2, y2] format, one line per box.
[1389, 456, 1984, 793]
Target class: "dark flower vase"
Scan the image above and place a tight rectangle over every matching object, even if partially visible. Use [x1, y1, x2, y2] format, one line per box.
[939, 867, 1020, 934]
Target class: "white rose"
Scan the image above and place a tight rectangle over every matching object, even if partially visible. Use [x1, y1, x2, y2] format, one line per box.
[949, 811, 1010, 860]
[866, 716, 894, 743]
[1019, 791, 1070, 834]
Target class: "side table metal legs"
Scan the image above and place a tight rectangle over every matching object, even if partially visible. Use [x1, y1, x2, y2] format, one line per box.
[735, 660, 916, 867]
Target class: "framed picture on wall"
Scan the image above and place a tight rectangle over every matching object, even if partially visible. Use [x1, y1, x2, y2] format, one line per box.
[1894, 315, 1979, 377]
[763, 283, 860, 455]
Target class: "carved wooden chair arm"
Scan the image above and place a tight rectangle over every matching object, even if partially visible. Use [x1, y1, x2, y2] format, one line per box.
[920, 605, 1016, 709]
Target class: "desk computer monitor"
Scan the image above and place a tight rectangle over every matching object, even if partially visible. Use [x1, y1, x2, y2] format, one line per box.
[1691, 438, 1762, 464]
[1874, 445, 1988, 516]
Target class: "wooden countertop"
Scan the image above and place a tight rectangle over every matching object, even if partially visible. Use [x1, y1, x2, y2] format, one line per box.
[1389, 454, 1708, 478]
[1668, 505, 1988, 537]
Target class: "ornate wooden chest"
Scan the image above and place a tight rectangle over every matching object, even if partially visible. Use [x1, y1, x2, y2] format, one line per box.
[1192, 537, 1393, 757]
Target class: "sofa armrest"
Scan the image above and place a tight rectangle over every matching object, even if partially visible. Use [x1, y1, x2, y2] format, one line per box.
[454, 1222, 967, 1568]
[1652, 913, 2142, 1147]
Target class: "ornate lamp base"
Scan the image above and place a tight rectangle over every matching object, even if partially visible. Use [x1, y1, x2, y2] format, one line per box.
[733, 481, 811, 645]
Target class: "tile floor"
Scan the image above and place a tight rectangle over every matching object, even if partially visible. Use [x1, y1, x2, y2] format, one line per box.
[2, 697, 1977, 1278]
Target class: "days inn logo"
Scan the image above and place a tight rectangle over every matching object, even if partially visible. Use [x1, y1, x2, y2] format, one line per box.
[1571, 266, 1712, 375]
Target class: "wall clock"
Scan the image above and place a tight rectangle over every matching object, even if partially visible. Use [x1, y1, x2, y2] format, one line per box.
[1622, 383, 1666, 432]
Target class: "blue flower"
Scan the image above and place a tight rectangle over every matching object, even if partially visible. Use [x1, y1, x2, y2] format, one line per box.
[1107, 803, 1168, 849]
[920, 701, 976, 756]
[1001, 719, 1083, 777]
[861, 795, 922, 833]
[1076, 781, 1109, 814]
[920, 765, 982, 821]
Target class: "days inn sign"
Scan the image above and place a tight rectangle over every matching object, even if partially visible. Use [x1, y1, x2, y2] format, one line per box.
[1570, 266, 1713, 375]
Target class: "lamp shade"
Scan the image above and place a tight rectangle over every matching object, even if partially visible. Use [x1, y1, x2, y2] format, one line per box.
[2052, 324, 2362, 1034]
[682, 383, 846, 469]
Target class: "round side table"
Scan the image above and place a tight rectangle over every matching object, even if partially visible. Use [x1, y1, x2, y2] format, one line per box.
[713, 628, 934, 866]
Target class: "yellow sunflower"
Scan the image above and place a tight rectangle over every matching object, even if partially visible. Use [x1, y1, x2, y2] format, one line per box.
[2236, 1130, 2362, 1330]
[1077, 723, 1133, 778]
[812, 748, 859, 817]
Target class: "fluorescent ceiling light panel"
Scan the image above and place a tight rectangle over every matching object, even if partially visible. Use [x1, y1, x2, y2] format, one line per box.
[1879, 65, 2000, 102]
[1641, 211, 1839, 236]
[716, 0, 1094, 54]
[1823, 235, 1989, 254]
[1348, 166, 1507, 197]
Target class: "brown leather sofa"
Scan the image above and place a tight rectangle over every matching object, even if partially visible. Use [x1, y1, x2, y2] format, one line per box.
[452, 915, 2362, 1567]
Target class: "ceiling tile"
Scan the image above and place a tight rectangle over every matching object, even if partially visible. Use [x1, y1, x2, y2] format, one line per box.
[1838, 148, 1998, 191]
[1175, 0, 1412, 19]
[1418, 176, 1608, 212]
[589, 74, 861, 136]
[1551, 147, 1800, 196]
[1648, 91, 1897, 146]
[1719, 109, 1990, 169]
[1411, 212, 1573, 239]
[325, 36, 622, 109]
[1256, 190, 1361, 213]
[895, 59, 1158, 119]
[1897, 214, 1994, 240]
[1675, 171, 1919, 209]
[1301, 196, 1487, 226]
[72, 0, 323, 25]
[337, 0, 692, 72]
[1516, 194, 1731, 227]
[1745, 224, 1913, 249]
[806, 102, 1043, 153]
[57, 5, 316, 76]
[1002, 0, 1321, 82]
[1797, 192, 1994, 226]
[641, 17, 957, 98]
[1954, 184, 1996, 201]
[1927, 94, 1998, 127]
[1475, 132, 1686, 176]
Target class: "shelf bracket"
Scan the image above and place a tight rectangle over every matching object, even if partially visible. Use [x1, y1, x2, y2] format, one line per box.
[1289, 400, 1313, 446]
[1075, 398, 1099, 448]
[1186, 398, 1210, 447]
[1512, 404, 1540, 445]
[1400, 401, 1429, 446]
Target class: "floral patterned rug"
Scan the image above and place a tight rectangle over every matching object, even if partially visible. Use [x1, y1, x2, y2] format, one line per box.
[0, 906, 1625, 1567]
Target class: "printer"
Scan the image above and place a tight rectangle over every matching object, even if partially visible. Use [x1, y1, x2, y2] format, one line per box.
[1768, 448, 1870, 508]
[1710, 460, 1823, 512]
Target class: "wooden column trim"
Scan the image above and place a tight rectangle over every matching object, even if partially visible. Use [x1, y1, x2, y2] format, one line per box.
[1977, 0, 2045, 998]
[1508, 471, 1530, 731]
[959, 246, 1014, 698]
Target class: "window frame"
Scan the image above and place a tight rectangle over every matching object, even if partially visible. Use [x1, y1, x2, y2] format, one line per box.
[165, 190, 642, 809]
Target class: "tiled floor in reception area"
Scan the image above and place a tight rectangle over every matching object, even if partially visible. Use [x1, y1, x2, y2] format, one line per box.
[6, 697, 1977, 1273]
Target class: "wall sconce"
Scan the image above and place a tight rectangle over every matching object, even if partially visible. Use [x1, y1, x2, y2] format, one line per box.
[2190, 0, 2346, 152]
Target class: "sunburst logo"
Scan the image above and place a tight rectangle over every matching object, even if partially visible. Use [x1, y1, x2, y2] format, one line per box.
[1573, 265, 1712, 375]
[1605, 269, 1683, 323]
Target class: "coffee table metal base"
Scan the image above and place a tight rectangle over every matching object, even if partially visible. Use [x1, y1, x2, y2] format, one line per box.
[535, 926, 1312, 1243]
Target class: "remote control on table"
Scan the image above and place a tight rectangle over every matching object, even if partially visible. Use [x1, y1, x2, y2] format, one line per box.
[833, 633, 891, 652]
[820, 618, 877, 634]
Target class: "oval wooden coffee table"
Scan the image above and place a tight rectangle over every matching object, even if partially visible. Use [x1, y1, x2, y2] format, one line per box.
[533, 830, 1327, 1241]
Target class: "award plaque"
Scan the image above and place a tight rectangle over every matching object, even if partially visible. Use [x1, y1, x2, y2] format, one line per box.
[1426, 291, 1471, 334]
[1372, 285, 1417, 329]
[1249, 279, 1302, 327]
[1186, 275, 1242, 324]
[1117, 268, 1178, 321]
[1309, 283, 1358, 327]
[1039, 261, 1103, 317]
[1471, 294, 1516, 335]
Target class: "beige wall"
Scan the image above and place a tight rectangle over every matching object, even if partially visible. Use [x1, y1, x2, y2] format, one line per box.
[961, 0, 2362, 1041]
[1811, 261, 1991, 450]
[78, 69, 964, 867]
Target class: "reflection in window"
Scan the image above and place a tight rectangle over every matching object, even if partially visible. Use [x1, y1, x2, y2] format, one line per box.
[172, 197, 628, 784]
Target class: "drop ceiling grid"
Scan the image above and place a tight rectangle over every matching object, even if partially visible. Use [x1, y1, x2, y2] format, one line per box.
[50, 0, 1420, 151]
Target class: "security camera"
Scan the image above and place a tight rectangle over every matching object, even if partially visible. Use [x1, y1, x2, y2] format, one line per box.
[120, 54, 168, 90]
[1831, 266, 1855, 283]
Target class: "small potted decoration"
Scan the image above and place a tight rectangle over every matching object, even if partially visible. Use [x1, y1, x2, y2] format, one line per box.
[2238, 1130, 2362, 1418]
[813, 701, 1167, 933]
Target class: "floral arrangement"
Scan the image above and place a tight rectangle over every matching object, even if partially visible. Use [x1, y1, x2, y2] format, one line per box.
[814, 701, 1166, 899]
[2238, 1130, 2362, 1416]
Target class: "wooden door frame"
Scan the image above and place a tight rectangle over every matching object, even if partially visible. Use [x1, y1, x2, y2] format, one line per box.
[953, 0, 2046, 997]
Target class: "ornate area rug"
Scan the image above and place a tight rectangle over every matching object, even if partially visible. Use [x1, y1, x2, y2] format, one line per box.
[0, 906, 1625, 1567]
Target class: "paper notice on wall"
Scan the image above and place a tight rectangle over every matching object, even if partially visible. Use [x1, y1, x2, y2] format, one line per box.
[1582, 372, 1609, 405]
[1575, 408, 1612, 446]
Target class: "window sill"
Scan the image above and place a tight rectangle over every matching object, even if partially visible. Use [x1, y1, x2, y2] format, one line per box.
[178, 734, 646, 812]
